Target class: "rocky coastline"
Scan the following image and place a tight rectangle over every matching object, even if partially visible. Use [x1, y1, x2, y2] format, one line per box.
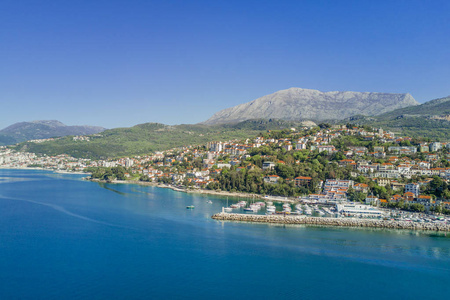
[211, 212, 450, 232]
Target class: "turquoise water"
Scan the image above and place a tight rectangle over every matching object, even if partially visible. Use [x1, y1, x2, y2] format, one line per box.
[0, 169, 449, 299]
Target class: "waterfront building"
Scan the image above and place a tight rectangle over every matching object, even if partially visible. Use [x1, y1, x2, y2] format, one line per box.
[365, 195, 379, 205]
[336, 203, 384, 217]
[323, 179, 354, 192]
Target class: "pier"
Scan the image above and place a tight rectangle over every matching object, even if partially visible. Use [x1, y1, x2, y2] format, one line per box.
[211, 212, 450, 232]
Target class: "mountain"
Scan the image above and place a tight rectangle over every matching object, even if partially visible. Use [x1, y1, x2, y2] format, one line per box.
[346, 95, 450, 140]
[0, 120, 105, 146]
[375, 95, 450, 120]
[203, 88, 419, 125]
[16, 119, 302, 159]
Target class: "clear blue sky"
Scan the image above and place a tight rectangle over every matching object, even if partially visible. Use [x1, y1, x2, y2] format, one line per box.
[1, 0, 449, 129]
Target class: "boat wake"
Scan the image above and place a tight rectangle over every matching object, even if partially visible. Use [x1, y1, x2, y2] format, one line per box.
[0, 194, 131, 229]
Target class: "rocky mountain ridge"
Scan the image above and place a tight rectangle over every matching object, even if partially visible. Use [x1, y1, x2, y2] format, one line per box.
[203, 88, 419, 125]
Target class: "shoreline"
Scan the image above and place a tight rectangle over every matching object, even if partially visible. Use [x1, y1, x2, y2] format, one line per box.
[0, 167, 90, 175]
[211, 212, 450, 232]
[86, 178, 264, 200]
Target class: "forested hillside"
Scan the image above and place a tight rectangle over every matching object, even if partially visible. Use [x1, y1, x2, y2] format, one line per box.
[15, 120, 301, 159]
[344, 96, 450, 140]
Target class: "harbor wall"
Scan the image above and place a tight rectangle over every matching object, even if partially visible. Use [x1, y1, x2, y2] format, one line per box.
[211, 213, 450, 232]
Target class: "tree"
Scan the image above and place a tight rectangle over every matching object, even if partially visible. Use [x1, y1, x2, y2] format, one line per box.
[355, 175, 367, 184]
[275, 164, 294, 179]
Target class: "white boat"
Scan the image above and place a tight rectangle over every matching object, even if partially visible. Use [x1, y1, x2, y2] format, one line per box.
[266, 206, 276, 213]
[283, 206, 292, 212]
[224, 198, 233, 212]
[282, 203, 291, 210]
[244, 207, 259, 213]
[250, 204, 261, 211]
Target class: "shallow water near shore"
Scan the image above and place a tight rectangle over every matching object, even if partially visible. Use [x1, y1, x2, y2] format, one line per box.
[1, 169, 449, 299]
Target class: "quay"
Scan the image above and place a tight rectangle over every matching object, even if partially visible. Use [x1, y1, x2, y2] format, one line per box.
[211, 212, 450, 232]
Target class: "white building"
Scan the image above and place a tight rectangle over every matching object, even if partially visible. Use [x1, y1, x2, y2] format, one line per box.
[262, 161, 276, 170]
[365, 195, 379, 205]
[429, 142, 442, 152]
[405, 183, 420, 197]
[336, 203, 384, 217]
[263, 175, 280, 184]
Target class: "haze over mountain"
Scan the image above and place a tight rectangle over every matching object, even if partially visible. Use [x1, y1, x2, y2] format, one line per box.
[0, 120, 105, 146]
[203, 88, 419, 125]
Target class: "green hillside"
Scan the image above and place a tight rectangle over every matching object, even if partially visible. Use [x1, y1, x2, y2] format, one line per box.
[346, 96, 450, 140]
[377, 96, 450, 119]
[0, 120, 105, 146]
[15, 119, 301, 159]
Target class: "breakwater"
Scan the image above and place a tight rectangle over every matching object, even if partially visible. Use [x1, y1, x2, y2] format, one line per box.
[211, 213, 450, 232]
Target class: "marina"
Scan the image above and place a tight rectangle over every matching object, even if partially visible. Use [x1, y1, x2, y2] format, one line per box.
[212, 212, 450, 231]
[1, 169, 450, 299]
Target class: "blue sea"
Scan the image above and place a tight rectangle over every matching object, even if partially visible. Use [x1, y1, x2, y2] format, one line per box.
[0, 169, 449, 299]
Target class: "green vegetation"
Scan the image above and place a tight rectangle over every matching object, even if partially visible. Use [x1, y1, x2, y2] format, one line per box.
[14, 120, 301, 159]
[381, 201, 426, 213]
[81, 124, 450, 215]
[88, 166, 132, 181]
[206, 168, 302, 197]
[344, 96, 450, 140]
[205, 130, 357, 197]
[27, 163, 43, 168]
[0, 120, 104, 146]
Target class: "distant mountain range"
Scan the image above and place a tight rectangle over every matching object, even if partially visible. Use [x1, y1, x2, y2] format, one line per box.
[0, 120, 105, 146]
[203, 88, 419, 125]
[4, 90, 450, 159]
[16, 119, 302, 159]
[347, 95, 450, 140]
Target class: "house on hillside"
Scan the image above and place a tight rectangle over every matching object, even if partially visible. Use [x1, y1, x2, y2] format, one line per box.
[294, 176, 312, 187]
[262, 161, 276, 170]
[264, 175, 280, 184]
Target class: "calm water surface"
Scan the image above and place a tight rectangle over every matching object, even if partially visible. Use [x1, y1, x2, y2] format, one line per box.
[0, 169, 449, 299]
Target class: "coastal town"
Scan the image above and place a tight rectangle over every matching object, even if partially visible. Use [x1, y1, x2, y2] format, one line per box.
[2, 124, 450, 225]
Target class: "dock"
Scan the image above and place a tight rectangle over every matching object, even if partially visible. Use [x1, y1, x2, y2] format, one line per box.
[211, 212, 450, 232]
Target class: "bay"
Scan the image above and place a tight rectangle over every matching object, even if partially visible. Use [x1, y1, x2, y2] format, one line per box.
[0, 169, 449, 299]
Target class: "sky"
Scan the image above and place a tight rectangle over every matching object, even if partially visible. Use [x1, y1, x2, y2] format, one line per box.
[1, 0, 449, 129]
